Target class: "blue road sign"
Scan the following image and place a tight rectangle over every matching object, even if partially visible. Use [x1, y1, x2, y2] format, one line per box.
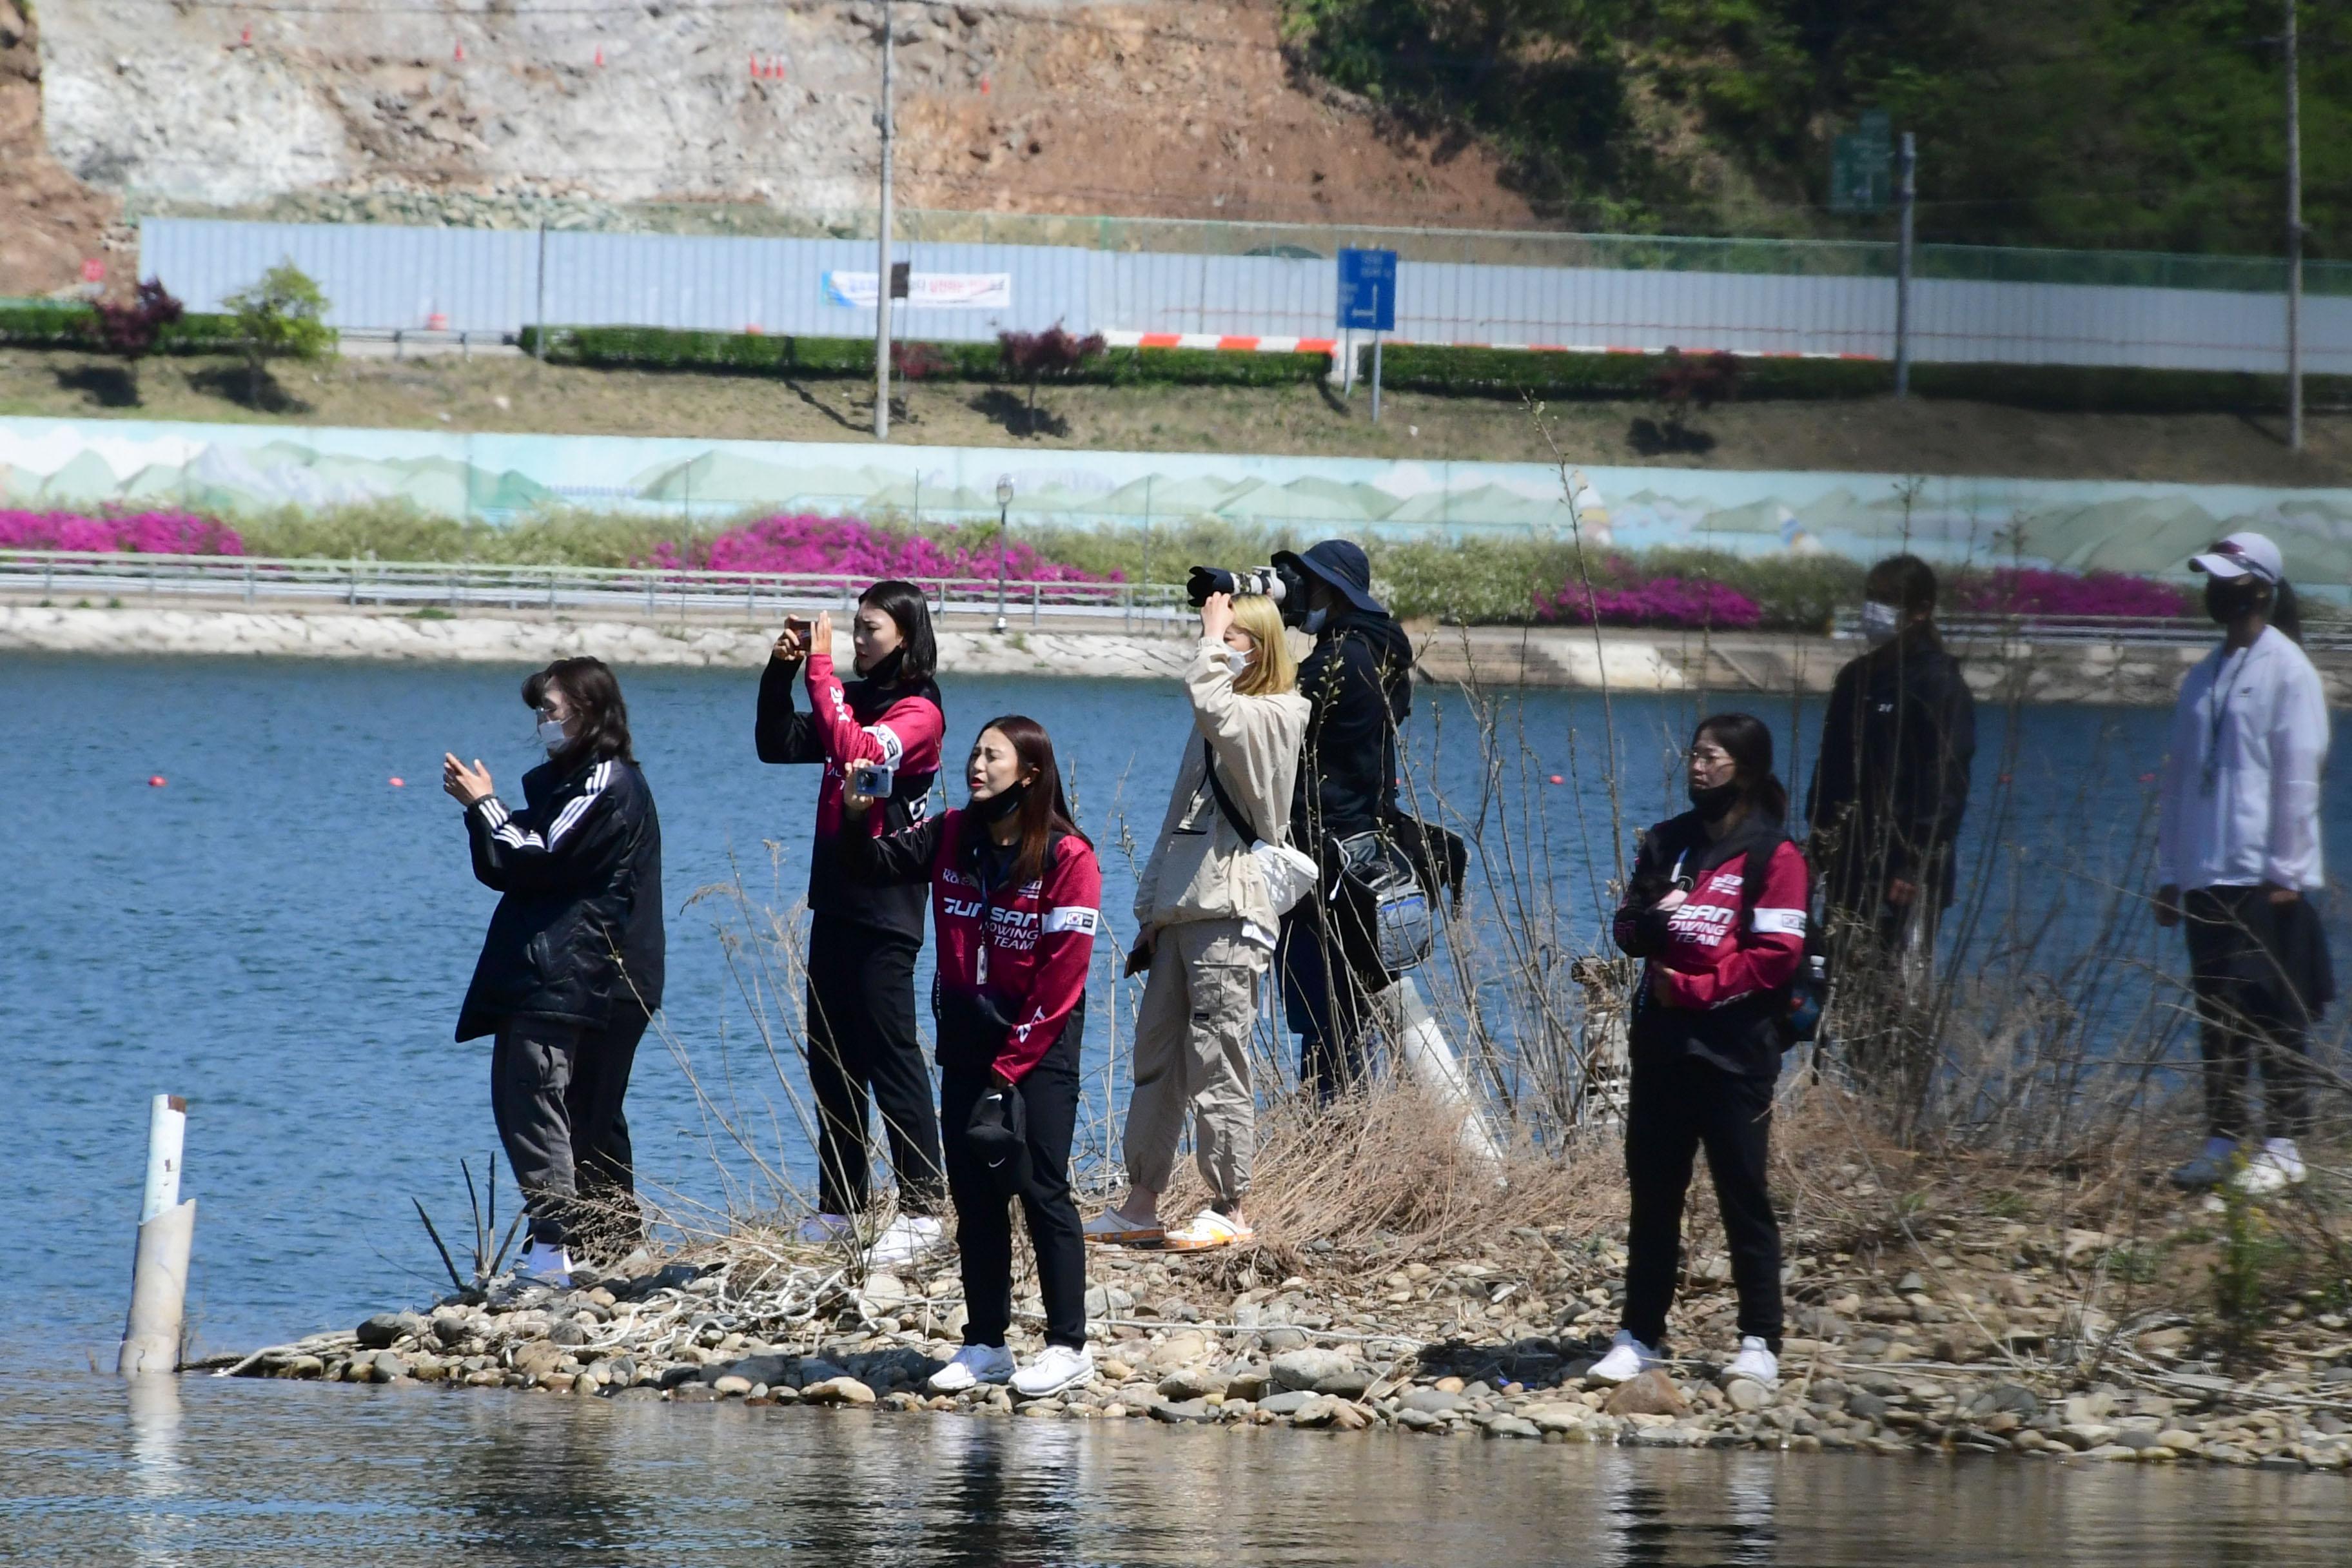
[1337, 248, 1398, 333]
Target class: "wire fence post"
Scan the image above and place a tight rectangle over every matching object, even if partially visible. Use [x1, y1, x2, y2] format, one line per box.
[534, 220, 549, 364]
[1896, 132, 1916, 398]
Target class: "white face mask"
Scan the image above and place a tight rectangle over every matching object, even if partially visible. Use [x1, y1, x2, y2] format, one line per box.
[1224, 645, 1254, 678]
[1861, 600, 1902, 647]
[538, 716, 571, 753]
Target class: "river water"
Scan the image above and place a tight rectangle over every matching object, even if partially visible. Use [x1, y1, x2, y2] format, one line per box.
[12, 1373, 2351, 1567]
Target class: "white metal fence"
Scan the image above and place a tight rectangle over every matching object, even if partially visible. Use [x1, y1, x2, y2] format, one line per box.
[139, 216, 2346, 375]
[0, 551, 1193, 630]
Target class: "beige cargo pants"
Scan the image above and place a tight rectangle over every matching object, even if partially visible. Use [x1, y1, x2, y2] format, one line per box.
[1123, 918, 1265, 1210]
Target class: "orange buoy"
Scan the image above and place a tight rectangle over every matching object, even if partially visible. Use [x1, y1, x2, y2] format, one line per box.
[389, 776, 406, 788]
[148, 776, 167, 788]
[1547, 774, 1564, 785]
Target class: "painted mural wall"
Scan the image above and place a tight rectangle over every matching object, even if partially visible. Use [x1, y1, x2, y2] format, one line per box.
[2, 416, 2347, 587]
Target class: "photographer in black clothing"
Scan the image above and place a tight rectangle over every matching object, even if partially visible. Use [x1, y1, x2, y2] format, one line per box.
[1805, 554, 1976, 956]
[1270, 541, 1415, 1100]
[446, 657, 664, 1288]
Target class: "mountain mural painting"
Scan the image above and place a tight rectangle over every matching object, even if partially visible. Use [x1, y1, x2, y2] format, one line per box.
[0, 418, 2346, 592]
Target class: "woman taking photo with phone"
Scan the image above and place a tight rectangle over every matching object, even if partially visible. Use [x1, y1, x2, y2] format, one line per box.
[445, 657, 664, 1288]
[1596, 712, 1807, 1393]
[756, 581, 946, 1268]
[839, 717, 1102, 1399]
[1087, 590, 1307, 1252]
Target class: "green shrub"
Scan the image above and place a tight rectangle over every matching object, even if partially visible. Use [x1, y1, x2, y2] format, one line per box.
[1366, 342, 2352, 414]
[0, 301, 252, 354]
[518, 326, 1329, 387]
[221, 263, 337, 403]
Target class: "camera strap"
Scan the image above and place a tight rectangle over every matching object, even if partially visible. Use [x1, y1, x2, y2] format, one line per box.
[1201, 740, 1266, 847]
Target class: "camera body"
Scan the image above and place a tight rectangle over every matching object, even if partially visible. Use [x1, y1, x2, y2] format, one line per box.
[1186, 562, 1311, 626]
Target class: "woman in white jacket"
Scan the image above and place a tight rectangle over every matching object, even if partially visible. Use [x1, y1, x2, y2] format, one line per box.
[2155, 531, 2335, 1194]
[1088, 591, 1309, 1251]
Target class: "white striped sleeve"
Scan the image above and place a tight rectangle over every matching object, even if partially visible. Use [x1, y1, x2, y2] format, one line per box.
[863, 722, 905, 765]
[1750, 906, 1807, 936]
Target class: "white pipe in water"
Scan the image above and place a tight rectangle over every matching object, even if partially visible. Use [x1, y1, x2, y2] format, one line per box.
[139, 1095, 186, 1224]
[120, 1095, 197, 1376]
[1391, 977, 1507, 1173]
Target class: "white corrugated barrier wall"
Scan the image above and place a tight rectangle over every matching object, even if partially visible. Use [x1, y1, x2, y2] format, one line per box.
[138, 217, 2349, 373]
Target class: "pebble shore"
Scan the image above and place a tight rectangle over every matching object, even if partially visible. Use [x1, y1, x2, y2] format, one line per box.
[211, 1213, 2352, 1472]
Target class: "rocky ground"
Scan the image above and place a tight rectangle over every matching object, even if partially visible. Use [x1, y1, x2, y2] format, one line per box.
[208, 1188, 2352, 1473]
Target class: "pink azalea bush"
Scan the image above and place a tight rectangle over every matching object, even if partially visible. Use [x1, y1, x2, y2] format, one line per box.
[651, 513, 1119, 583]
[1540, 575, 1765, 631]
[0, 509, 245, 554]
[1948, 566, 2194, 618]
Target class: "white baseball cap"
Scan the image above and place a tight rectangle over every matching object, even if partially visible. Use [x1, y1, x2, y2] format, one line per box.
[2188, 531, 2284, 583]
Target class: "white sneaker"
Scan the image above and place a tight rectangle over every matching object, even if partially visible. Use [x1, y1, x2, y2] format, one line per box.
[868, 1214, 946, 1269]
[1723, 1335, 1779, 1389]
[1010, 1344, 1095, 1398]
[2235, 1139, 2308, 1195]
[928, 1343, 1015, 1393]
[1589, 1329, 1661, 1384]
[796, 1213, 854, 1245]
[516, 1240, 574, 1289]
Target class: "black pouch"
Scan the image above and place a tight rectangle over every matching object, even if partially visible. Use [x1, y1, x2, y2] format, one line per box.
[965, 1084, 1032, 1200]
[1329, 830, 1436, 974]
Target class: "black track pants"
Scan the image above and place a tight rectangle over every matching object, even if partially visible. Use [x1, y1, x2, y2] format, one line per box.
[939, 1024, 1087, 1351]
[1621, 1050, 1783, 1351]
[2184, 886, 2326, 1142]
[491, 1009, 649, 1253]
[806, 919, 946, 1217]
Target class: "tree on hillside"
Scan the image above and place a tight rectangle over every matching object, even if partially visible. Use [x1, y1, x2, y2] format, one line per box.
[996, 325, 1107, 437]
[82, 278, 185, 403]
[222, 261, 336, 408]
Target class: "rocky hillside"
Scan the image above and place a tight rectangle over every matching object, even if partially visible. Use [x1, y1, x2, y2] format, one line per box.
[3, 0, 1532, 296]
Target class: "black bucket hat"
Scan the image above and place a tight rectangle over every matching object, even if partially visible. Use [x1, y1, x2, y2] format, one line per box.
[1273, 539, 1386, 616]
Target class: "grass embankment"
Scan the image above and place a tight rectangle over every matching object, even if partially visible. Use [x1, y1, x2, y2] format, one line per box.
[4, 346, 2347, 487]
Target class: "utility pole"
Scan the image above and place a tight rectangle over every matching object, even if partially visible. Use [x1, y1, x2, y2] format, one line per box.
[874, 0, 896, 442]
[1895, 132, 1916, 398]
[2286, 0, 2305, 453]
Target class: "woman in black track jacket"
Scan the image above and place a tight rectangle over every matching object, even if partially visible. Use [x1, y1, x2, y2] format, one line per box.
[446, 657, 663, 1289]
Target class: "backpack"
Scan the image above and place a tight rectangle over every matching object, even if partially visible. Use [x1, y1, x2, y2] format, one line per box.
[1740, 837, 1830, 1050]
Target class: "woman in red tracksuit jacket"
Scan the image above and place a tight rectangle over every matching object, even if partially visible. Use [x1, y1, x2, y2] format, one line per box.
[1594, 712, 1808, 1393]
[756, 581, 947, 1266]
[839, 714, 1103, 1400]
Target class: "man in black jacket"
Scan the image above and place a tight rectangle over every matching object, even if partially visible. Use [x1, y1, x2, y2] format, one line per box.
[446, 658, 664, 1289]
[1269, 540, 1415, 1099]
[1805, 554, 1977, 966]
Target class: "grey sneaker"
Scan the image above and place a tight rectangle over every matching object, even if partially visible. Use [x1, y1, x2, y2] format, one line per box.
[2170, 1139, 2241, 1191]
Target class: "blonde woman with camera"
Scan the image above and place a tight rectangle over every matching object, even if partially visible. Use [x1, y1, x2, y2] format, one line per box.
[1088, 591, 1309, 1251]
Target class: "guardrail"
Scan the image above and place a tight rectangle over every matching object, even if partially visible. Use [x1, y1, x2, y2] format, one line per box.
[0, 551, 1194, 631]
[1834, 612, 2352, 654]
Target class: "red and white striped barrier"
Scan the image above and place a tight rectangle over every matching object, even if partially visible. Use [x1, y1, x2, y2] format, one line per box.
[1101, 329, 1879, 361]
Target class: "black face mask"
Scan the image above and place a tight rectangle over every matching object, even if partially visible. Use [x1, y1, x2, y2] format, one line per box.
[1689, 778, 1742, 819]
[2204, 577, 2266, 626]
[969, 779, 1028, 824]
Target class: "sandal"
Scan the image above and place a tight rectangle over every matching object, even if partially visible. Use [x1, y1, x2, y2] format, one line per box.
[1082, 1207, 1164, 1246]
[1161, 1208, 1253, 1253]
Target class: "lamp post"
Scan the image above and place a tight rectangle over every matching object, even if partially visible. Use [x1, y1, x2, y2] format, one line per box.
[994, 476, 1014, 634]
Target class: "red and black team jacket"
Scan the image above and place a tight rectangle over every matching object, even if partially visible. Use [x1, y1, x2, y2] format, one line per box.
[1612, 810, 1808, 1078]
[755, 649, 945, 941]
[839, 808, 1102, 1083]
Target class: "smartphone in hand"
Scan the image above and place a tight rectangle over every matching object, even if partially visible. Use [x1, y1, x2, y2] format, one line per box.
[851, 762, 894, 797]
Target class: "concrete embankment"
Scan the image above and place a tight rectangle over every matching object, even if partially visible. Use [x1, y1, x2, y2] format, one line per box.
[2, 600, 2338, 704]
